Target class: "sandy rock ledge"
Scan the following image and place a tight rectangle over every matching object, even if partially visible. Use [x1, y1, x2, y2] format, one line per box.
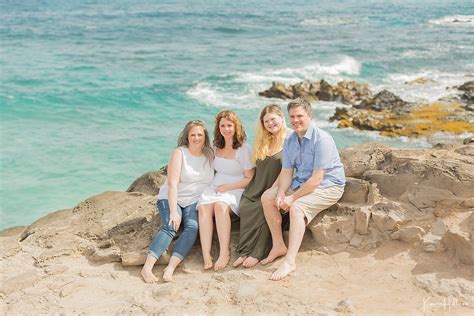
[1, 142, 473, 314]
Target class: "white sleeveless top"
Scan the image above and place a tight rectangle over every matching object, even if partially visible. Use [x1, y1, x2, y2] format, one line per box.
[158, 147, 214, 207]
[197, 143, 255, 215]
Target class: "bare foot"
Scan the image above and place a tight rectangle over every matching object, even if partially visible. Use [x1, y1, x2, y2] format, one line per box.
[203, 255, 214, 270]
[270, 260, 295, 281]
[242, 256, 259, 268]
[232, 256, 247, 267]
[261, 246, 287, 265]
[162, 267, 175, 282]
[141, 267, 159, 284]
[214, 253, 230, 271]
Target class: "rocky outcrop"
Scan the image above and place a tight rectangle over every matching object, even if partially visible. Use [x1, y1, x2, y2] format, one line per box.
[258, 80, 372, 105]
[307, 141, 474, 264]
[2, 142, 474, 314]
[331, 102, 474, 137]
[458, 80, 474, 105]
[3, 142, 473, 268]
[354, 90, 410, 112]
[99, 141, 474, 265]
[126, 166, 167, 196]
[7, 192, 162, 268]
[259, 79, 474, 138]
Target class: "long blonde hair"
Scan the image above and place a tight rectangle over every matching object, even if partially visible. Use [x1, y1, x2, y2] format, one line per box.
[252, 104, 287, 162]
[177, 120, 213, 165]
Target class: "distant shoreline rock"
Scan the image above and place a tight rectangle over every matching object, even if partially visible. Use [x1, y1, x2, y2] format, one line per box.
[258, 79, 474, 138]
[258, 79, 372, 105]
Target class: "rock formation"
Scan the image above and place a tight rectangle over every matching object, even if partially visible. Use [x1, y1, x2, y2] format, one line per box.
[126, 166, 167, 196]
[1, 142, 473, 313]
[458, 80, 474, 109]
[309, 141, 474, 266]
[258, 79, 372, 105]
[259, 79, 474, 138]
[331, 102, 474, 137]
[353, 89, 409, 112]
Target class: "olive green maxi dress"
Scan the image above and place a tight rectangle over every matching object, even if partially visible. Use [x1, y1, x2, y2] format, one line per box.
[235, 151, 282, 260]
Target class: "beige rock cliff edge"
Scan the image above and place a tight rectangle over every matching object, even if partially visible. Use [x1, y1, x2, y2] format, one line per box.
[1, 142, 473, 315]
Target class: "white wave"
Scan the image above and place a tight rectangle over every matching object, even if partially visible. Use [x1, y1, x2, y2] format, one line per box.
[188, 57, 361, 108]
[401, 41, 473, 60]
[235, 56, 361, 84]
[428, 15, 474, 27]
[313, 100, 347, 111]
[301, 17, 356, 27]
[400, 50, 420, 58]
[186, 82, 281, 109]
[311, 118, 340, 129]
[377, 70, 471, 103]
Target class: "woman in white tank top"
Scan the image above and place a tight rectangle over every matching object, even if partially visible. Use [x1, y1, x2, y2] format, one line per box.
[141, 120, 214, 283]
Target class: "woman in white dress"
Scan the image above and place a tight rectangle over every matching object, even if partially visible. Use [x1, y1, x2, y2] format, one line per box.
[141, 120, 214, 283]
[198, 110, 255, 271]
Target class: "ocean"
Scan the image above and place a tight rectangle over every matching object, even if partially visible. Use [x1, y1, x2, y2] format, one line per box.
[1, 0, 473, 229]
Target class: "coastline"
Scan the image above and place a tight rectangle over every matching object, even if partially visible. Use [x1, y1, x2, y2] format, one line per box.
[3, 1, 474, 229]
[1, 141, 473, 314]
[2, 3, 474, 312]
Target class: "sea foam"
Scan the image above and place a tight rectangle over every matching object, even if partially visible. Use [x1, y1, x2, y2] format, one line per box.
[301, 17, 357, 27]
[186, 82, 270, 109]
[376, 71, 471, 103]
[428, 15, 474, 27]
[187, 57, 361, 108]
[235, 56, 361, 83]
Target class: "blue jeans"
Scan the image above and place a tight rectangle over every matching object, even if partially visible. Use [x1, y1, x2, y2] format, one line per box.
[148, 199, 198, 260]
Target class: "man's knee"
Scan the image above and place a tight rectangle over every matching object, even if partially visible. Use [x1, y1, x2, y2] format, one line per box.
[289, 205, 305, 220]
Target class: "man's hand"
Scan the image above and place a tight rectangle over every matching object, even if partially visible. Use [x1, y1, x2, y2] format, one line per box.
[280, 195, 295, 211]
[275, 193, 285, 209]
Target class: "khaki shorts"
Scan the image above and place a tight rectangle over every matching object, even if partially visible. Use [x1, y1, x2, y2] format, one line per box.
[263, 185, 344, 224]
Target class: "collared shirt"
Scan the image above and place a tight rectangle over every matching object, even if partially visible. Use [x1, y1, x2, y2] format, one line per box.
[282, 125, 345, 190]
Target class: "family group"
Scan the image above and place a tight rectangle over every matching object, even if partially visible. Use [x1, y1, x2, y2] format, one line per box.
[141, 97, 346, 283]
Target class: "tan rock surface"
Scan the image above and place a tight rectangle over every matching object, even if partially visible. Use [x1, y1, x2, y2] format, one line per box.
[1, 143, 473, 314]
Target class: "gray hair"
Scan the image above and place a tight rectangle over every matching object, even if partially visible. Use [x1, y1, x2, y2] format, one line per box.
[177, 120, 213, 166]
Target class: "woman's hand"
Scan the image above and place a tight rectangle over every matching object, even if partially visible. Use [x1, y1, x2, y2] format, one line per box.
[169, 211, 181, 231]
[215, 184, 232, 193]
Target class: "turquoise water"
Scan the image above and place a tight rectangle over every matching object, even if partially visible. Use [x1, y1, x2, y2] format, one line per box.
[1, 0, 473, 229]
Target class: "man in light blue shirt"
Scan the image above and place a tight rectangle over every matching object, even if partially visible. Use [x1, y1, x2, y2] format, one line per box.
[261, 98, 345, 281]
